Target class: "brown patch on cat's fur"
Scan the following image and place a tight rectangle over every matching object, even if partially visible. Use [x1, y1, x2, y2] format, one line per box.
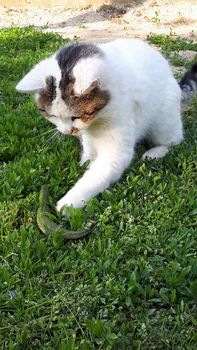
[61, 76, 110, 122]
[60, 73, 76, 108]
[73, 86, 110, 122]
[36, 76, 56, 113]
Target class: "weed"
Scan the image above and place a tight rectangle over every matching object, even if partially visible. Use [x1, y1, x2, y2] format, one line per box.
[0, 28, 197, 349]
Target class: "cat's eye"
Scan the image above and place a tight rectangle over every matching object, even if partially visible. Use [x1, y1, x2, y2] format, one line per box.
[71, 116, 80, 122]
[38, 108, 55, 118]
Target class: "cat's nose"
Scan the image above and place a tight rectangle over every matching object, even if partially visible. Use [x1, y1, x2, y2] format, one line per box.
[71, 127, 79, 135]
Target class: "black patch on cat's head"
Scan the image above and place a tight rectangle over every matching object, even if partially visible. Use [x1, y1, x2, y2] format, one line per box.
[56, 43, 102, 74]
[55, 43, 110, 122]
[56, 43, 103, 96]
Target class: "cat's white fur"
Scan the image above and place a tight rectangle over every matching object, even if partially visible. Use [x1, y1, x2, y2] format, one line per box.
[16, 39, 183, 210]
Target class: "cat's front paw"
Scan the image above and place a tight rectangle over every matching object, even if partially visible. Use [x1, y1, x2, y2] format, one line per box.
[56, 193, 85, 213]
[79, 157, 91, 167]
[56, 199, 69, 216]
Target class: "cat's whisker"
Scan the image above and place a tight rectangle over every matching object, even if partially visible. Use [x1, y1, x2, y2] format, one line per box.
[39, 128, 57, 137]
[33, 128, 56, 139]
[58, 131, 65, 141]
[40, 129, 59, 151]
[45, 129, 59, 145]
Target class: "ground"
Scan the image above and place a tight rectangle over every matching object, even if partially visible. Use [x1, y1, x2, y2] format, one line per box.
[0, 0, 197, 43]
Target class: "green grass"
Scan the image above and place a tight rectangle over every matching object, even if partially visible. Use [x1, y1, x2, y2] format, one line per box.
[0, 27, 197, 349]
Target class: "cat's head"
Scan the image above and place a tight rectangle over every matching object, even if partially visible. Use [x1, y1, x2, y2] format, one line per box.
[16, 43, 110, 135]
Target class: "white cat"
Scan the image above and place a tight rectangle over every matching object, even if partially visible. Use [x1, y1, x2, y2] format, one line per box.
[16, 39, 197, 210]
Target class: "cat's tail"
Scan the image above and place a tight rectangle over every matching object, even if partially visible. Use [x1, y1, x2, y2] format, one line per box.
[179, 63, 197, 109]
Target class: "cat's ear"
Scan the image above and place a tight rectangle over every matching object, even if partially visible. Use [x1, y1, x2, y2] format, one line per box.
[16, 65, 44, 93]
[90, 79, 100, 89]
[16, 54, 60, 93]
[83, 79, 101, 95]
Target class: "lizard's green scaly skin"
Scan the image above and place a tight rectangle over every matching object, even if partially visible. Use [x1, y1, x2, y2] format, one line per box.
[37, 185, 96, 239]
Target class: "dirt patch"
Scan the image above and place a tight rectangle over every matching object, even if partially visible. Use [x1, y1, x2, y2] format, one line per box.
[0, 0, 197, 42]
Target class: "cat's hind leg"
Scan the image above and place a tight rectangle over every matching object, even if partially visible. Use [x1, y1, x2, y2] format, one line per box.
[142, 145, 169, 160]
[142, 108, 183, 160]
